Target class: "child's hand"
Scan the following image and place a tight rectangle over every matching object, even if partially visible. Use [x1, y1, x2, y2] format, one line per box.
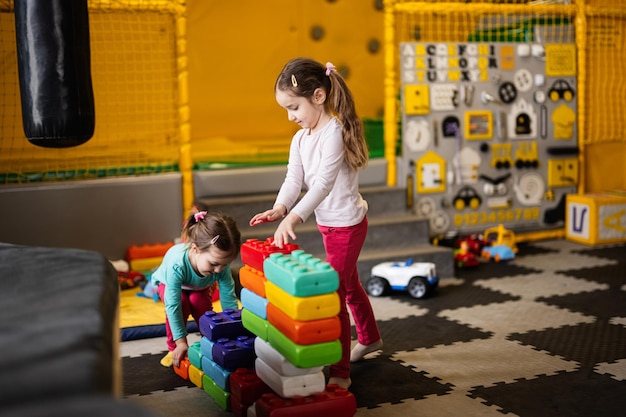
[249, 212, 272, 226]
[249, 206, 286, 227]
[172, 341, 189, 368]
[273, 212, 301, 248]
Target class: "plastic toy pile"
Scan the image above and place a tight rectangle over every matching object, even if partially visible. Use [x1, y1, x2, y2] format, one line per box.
[171, 238, 357, 417]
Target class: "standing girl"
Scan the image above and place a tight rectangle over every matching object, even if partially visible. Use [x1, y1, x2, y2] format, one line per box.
[152, 211, 241, 368]
[249, 57, 382, 389]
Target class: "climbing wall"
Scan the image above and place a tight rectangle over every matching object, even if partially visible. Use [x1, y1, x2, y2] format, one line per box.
[400, 37, 578, 236]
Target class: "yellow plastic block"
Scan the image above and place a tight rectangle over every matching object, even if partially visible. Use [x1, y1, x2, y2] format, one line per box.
[129, 256, 164, 272]
[189, 364, 204, 388]
[566, 193, 626, 245]
[265, 281, 340, 322]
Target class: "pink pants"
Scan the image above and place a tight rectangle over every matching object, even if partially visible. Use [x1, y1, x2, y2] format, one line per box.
[318, 216, 381, 379]
[158, 283, 216, 351]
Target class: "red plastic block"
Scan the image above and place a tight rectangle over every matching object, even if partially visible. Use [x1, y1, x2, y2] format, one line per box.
[239, 265, 268, 298]
[240, 238, 299, 272]
[255, 385, 357, 417]
[229, 368, 273, 406]
[229, 395, 251, 417]
[126, 242, 174, 260]
[266, 302, 341, 345]
[174, 357, 190, 380]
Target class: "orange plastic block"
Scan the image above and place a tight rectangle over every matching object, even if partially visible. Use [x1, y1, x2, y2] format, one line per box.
[240, 238, 299, 272]
[239, 265, 267, 298]
[174, 357, 190, 380]
[266, 302, 340, 345]
[126, 242, 174, 260]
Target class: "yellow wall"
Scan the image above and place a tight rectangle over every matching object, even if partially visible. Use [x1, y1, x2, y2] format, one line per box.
[582, 12, 626, 192]
[1, 0, 624, 194]
[584, 142, 626, 192]
[186, 0, 384, 161]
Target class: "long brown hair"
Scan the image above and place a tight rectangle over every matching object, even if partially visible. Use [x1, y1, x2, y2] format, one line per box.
[275, 57, 369, 170]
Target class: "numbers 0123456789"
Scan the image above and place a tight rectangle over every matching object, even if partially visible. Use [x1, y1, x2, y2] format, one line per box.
[453, 207, 540, 227]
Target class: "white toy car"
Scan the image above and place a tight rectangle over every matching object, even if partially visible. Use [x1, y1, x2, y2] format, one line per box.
[366, 259, 439, 299]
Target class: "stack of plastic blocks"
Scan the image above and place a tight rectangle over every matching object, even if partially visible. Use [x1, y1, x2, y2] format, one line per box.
[239, 238, 356, 416]
[174, 308, 259, 412]
[238, 238, 299, 341]
[125, 242, 174, 272]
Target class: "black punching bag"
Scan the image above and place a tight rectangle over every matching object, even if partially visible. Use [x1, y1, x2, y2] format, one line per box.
[14, 0, 95, 148]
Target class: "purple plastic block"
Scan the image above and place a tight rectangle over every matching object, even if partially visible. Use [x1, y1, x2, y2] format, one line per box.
[212, 335, 257, 371]
[199, 309, 252, 341]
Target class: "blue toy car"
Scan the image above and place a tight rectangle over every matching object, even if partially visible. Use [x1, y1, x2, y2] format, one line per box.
[481, 244, 515, 262]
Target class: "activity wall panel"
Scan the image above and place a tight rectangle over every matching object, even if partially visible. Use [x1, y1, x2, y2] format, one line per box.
[400, 38, 578, 236]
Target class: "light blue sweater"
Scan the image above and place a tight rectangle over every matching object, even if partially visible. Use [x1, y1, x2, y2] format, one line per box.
[151, 243, 238, 341]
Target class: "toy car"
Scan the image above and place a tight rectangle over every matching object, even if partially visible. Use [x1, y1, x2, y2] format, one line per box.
[483, 224, 518, 254]
[453, 186, 482, 210]
[548, 79, 575, 102]
[366, 259, 439, 299]
[480, 224, 518, 262]
[481, 244, 515, 262]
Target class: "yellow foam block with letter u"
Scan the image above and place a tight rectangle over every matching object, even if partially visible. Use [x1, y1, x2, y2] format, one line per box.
[265, 281, 340, 321]
[566, 193, 626, 245]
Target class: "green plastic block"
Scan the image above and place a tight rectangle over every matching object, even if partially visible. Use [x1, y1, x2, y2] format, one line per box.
[202, 374, 231, 411]
[263, 250, 339, 297]
[188, 341, 203, 369]
[241, 307, 268, 341]
[267, 324, 341, 368]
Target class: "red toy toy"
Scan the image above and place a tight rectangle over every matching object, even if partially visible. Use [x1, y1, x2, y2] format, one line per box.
[454, 233, 490, 255]
[454, 241, 480, 268]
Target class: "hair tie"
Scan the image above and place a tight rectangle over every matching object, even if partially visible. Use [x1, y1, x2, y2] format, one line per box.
[194, 211, 207, 222]
[325, 62, 336, 76]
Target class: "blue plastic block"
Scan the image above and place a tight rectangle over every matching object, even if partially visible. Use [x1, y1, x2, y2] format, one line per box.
[240, 287, 269, 319]
[200, 336, 214, 361]
[263, 250, 339, 297]
[206, 357, 233, 392]
[201, 355, 213, 375]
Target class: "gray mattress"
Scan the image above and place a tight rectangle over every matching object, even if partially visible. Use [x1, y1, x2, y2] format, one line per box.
[0, 243, 119, 410]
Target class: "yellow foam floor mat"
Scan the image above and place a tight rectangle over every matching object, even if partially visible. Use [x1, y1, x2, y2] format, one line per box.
[119, 288, 168, 329]
[119, 288, 240, 329]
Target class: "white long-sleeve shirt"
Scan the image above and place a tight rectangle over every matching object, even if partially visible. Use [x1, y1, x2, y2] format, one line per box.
[275, 117, 368, 227]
